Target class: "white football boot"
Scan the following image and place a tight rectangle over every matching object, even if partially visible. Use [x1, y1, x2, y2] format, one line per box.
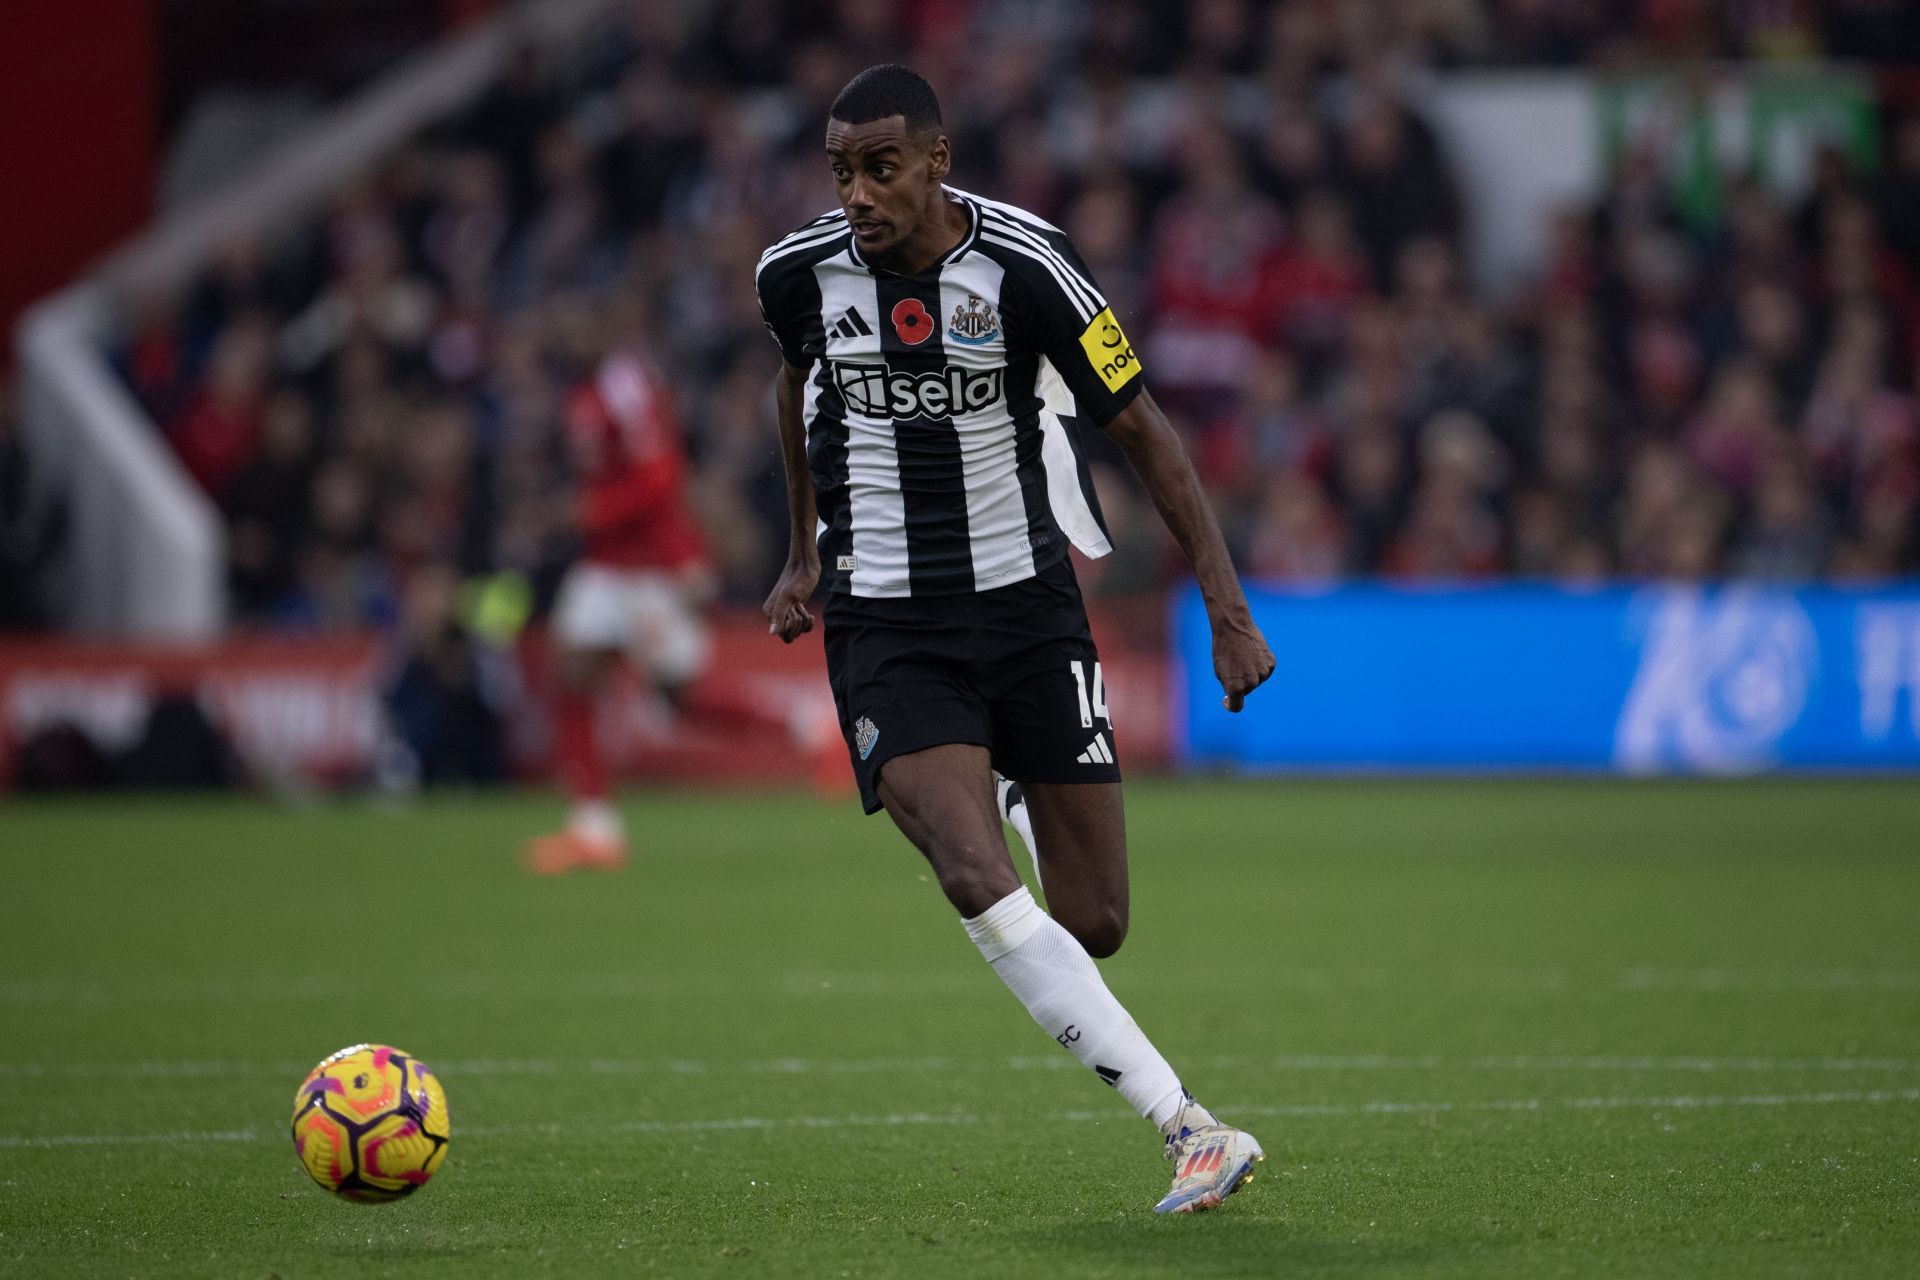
[1154, 1099, 1265, 1214]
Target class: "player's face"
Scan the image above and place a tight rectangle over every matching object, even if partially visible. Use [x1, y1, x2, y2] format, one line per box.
[825, 116, 949, 259]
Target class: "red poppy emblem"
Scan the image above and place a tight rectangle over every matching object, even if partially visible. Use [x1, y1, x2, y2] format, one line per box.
[891, 298, 933, 346]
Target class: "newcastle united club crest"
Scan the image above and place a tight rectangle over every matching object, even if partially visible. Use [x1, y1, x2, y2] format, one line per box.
[947, 295, 999, 346]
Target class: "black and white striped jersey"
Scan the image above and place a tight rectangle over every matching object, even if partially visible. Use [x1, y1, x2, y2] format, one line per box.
[755, 186, 1145, 598]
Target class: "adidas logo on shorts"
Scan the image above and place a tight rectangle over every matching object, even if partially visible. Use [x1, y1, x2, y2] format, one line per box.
[1076, 733, 1114, 765]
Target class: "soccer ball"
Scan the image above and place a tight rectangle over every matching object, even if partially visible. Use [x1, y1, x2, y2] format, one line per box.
[291, 1044, 450, 1202]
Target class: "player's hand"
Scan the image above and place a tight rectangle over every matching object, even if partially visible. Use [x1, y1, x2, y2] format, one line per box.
[1213, 614, 1274, 713]
[763, 557, 820, 643]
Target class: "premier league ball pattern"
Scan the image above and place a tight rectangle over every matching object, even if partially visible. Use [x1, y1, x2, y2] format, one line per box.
[291, 1044, 450, 1203]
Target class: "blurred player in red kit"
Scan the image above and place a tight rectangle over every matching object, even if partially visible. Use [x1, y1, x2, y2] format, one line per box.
[524, 333, 713, 874]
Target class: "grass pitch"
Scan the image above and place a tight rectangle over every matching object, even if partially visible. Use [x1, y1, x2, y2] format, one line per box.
[2, 778, 1917, 1279]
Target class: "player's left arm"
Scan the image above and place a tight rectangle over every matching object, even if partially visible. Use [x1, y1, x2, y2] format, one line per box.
[1103, 389, 1275, 713]
[1008, 226, 1273, 710]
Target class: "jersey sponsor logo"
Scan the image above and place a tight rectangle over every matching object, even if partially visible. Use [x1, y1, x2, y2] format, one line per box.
[1078, 306, 1141, 393]
[947, 294, 1000, 346]
[890, 298, 934, 345]
[832, 361, 1005, 420]
[854, 715, 879, 760]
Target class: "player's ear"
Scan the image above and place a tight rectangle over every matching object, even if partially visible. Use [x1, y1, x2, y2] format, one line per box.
[926, 132, 951, 182]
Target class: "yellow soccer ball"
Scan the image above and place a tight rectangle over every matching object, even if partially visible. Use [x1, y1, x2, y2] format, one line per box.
[291, 1044, 450, 1203]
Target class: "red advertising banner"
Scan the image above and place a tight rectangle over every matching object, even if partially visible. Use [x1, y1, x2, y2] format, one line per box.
[0, 604, 1169, 792]
[0, 634, 384, 788]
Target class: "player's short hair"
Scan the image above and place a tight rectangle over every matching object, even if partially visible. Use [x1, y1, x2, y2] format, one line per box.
[829, 64, 942, 137]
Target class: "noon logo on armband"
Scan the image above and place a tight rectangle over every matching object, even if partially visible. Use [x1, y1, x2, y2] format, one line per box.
[1078, 306, 1140, 393]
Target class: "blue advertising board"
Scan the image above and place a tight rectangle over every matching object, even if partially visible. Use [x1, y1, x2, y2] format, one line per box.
[1174, 582, 1920, 772]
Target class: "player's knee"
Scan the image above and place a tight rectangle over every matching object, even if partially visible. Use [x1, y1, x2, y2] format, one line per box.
[928, 855, 1018, 918]
[914, 824, 1023, 917]
[887, 808, 1009, 915]
[877, 759, 1022, 916]
[1065, 905, 1128, 959]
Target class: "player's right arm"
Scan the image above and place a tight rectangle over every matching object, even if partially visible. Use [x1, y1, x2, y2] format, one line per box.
[755, 242, 828, 642]
[763, 359, 819, 642]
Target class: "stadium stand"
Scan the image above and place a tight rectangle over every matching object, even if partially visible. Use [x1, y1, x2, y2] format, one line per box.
[103, 1, 1920, 638]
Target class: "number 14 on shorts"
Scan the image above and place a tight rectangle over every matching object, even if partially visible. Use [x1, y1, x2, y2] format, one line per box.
[1069, 660, 1110, 729]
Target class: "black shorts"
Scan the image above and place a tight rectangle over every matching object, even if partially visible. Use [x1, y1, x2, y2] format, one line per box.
[824, 557, 1121, 815]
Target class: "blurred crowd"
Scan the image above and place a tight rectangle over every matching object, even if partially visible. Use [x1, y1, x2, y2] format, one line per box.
[108, 0, 1920, 634]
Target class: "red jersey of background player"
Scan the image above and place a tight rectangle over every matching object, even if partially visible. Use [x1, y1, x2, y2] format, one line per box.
[563, 350, 708, 571]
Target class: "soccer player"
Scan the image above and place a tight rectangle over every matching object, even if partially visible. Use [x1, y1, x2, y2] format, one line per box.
[756, 65, 1277, 1213]
[524, 332, 713, 875]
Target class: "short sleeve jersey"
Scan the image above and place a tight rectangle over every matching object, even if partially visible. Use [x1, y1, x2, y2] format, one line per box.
[755, 187, 1144, 598]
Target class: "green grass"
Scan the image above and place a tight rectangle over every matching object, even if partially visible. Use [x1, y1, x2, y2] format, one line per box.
[2, 779, 1918, 1279]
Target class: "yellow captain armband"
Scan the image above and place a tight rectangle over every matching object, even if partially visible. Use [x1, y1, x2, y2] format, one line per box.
[1077, 307, 1142, 393]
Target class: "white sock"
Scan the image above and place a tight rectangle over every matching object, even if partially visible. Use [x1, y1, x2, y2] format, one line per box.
[1000, 785, 1042, 890]
[1162, 1091, 1219, 1141]
[964, 886, 1186, 1130]
[568, 800, 624, 843]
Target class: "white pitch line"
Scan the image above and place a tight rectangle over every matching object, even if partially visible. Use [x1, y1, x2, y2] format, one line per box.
[4, 1090, 1915, 1152]
[8, 968, 1920, 1007]
[0, 1128, 259, 1150]
[1616, 968, 1920, 992]
[1063, 1088, 1920, 1123]
[1, 1053, 1915, 1081]
[1459, 1054, 1920, 1073]
[453, 1112, 986, 1139]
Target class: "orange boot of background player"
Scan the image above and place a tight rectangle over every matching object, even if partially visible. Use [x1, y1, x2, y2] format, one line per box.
[523, 819, 628, 873]
[523, 692, 629, 874]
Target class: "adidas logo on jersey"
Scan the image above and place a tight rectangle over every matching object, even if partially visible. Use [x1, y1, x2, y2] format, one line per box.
[830, 307, 873, 341]
[1076, 733, 1114, 765]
